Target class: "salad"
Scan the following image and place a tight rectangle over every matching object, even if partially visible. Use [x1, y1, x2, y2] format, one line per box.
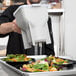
[2, 54, 32, 62]
[20, 60, 58, 72]
[41, 56, 69, 65]
[20, 55, 69, 72]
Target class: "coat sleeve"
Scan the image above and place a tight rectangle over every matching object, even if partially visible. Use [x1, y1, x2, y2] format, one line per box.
[0, 5, 19, 37]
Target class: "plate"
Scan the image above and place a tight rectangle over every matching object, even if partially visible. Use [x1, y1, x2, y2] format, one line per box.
[5, 58, 35, 69]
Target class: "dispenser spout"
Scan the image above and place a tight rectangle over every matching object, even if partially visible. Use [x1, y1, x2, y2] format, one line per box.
[34, 40, 46, 55]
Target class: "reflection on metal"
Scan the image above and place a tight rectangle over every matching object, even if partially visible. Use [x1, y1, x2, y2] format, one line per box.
[0, 45, 6, 50]
[58, 8, 65, 56]
[34, 42, 38, 55]
[34, 40, 45, 55]
[39, 42, 43, 55]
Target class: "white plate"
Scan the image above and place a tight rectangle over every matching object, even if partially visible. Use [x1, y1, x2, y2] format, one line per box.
[27, 55, 47, 60]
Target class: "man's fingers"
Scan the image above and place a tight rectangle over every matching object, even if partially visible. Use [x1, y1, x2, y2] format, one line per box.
[12, 22, 21, 34]
[13, 19, 16, 23]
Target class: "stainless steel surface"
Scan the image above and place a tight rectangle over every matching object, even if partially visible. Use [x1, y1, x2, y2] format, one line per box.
[39, 42, 42, 55]
[34, 42, 38, 55]
[0, 9, 64, 14]
[0, 60, 24, 76]
[0, 45, 6, 50]
[0, 56, 76, 76]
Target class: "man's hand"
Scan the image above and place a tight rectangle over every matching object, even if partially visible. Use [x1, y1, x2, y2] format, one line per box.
[0, 19, 21, 34]
[27, 0, 31, 5]
[12, 19, 21, 34]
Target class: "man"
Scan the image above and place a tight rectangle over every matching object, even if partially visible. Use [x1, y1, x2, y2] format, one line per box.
[0, 0, 55, 56]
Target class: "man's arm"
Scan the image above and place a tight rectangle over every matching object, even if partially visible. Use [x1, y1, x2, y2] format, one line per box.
[0, 22, 14, 34]
[0, 20, 21, 34]
[0, 5, 21, 36]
